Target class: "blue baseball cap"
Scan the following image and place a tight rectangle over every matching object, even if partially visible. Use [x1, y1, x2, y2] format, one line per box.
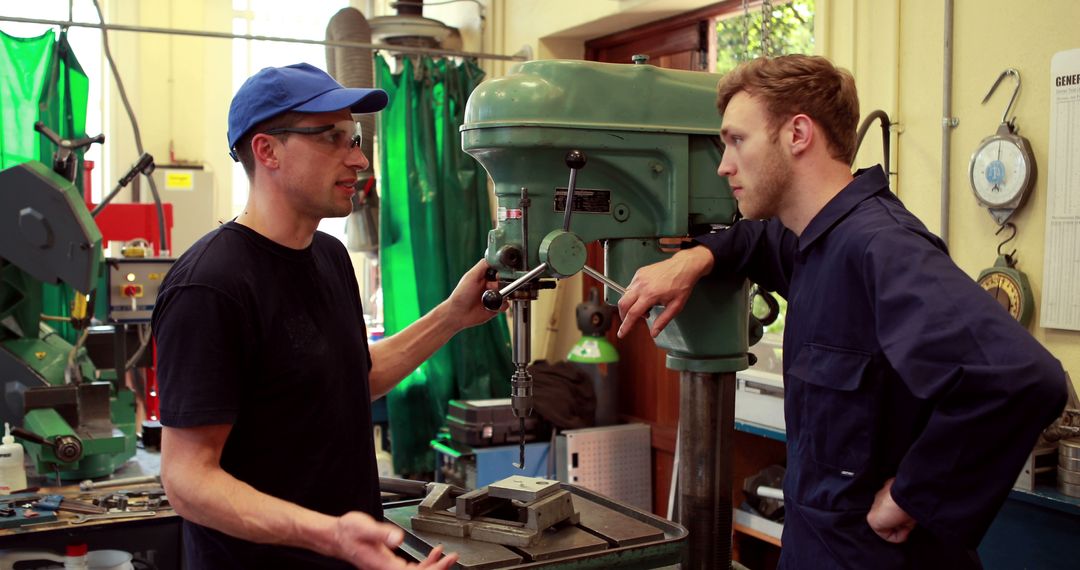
[227, 62, 388, 160]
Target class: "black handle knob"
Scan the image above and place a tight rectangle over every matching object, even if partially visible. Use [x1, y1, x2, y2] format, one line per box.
[34, 122, 105, 152]
[481, 289, 504, 311]
[34, 121, 61, 145]
[565, 150, 587, 170]
[11, 426, 50, 447]
[118, 153, 156, 187]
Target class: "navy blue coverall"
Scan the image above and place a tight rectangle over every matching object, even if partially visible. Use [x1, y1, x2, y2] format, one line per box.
[695, 166, 1067, 569]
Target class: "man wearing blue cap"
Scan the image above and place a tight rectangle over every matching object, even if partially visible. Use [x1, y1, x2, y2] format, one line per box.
[152, 63, 488, 568]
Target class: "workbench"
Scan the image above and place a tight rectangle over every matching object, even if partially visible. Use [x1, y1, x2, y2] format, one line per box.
[730, 420, 1080, 569]
[0, 448, 182, 569]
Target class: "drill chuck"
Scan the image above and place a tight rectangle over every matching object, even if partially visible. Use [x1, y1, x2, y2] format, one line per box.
[511, 370, 533, 418]
[511, 394, 533, 418]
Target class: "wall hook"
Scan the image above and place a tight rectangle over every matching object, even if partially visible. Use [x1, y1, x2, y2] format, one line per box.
[996, 222, 1017, 263]
[982, 68, 1021, 128]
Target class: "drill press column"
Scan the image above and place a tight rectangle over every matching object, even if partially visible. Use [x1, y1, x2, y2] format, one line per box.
[680, 370, 737, 568]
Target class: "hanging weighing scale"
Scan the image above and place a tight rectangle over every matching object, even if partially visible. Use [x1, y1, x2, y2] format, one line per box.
[968, 68, 1036, 225]
[976, 225, 1034, 328]
[970, 69, 1036, 327]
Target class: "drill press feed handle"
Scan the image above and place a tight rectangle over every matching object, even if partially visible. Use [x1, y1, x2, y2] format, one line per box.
[560, 150, 587, 232]
[481, 263, 549, 311]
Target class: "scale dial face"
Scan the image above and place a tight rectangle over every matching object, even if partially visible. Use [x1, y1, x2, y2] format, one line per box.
[978, 270, 1025, 321]
[969, 134, 1033, 209]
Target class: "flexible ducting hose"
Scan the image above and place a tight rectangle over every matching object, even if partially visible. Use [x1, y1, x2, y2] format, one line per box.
[326, 8, 379, 254]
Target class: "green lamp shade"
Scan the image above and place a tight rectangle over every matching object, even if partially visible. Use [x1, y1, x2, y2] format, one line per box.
[567, 335, 619, 364]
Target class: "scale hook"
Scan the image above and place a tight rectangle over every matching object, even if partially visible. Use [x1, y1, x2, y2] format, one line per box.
[982, 68, 1021, 128]
[996, 222, 1017, 262]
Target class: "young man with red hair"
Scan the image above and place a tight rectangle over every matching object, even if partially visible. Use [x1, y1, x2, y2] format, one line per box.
[617, 55, 1066, 568]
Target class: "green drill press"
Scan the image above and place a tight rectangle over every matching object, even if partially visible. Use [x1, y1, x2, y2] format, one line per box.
[0, 125, 137, 481]
[463, 59, 753, 569]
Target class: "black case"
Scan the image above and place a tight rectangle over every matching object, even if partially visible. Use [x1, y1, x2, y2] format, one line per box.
[446, 399, 540, 447]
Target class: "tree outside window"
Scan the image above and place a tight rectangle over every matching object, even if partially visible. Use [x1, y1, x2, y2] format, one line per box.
[714, 1, 815, 369]
[715, 0, 815, 75]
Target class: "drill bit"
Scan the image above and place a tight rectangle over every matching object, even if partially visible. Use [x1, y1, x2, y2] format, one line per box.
[518, 418, 526, 469]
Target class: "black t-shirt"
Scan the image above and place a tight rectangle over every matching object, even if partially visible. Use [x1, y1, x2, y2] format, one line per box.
[152, 222, 378, 569]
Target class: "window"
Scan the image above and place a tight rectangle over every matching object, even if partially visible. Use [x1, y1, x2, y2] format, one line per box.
[717, 0, 815, 371]
[715, 0, 815, 75]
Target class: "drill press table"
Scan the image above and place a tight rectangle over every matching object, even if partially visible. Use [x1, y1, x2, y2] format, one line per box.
[385, 483, 686, 569]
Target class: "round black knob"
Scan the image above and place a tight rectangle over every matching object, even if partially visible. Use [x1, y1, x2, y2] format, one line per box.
[482, 290, 504, 311]
[565, 150, 587, 170]
[497, 246, 523, 270]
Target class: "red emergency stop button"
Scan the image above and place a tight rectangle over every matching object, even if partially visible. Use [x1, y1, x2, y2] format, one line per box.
[122, 284, 143, 297]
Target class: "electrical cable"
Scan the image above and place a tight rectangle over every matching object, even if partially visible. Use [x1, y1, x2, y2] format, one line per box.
[64, 327, 89, 385]
[125, 323, 151, 371]
[91, 0, 169, 255]
[0, 15, 523, 62]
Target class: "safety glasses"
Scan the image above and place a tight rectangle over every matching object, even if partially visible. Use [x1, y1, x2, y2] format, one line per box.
[263, 120, 363, 153]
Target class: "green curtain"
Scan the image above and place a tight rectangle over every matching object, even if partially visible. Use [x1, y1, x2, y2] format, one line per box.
[376, 55, 512, 474]
[1, 29, 90, 343]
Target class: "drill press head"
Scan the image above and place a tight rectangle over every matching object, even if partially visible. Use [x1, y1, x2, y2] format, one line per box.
[462, 59, 751, 372]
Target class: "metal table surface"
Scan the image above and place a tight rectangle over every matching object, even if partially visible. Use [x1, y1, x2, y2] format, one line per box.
[386, 483, 687, 569]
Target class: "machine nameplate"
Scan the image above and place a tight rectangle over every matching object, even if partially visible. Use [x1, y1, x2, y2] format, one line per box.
[553, 188, 611, 214]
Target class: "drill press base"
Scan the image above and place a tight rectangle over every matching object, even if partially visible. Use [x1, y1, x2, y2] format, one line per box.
[387, 483, 686, 569]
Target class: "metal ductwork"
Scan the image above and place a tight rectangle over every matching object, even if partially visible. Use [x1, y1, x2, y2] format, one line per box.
[326, 7, 379, 254]
[325, 3, 462, 254]
[369, 0, 456, 49]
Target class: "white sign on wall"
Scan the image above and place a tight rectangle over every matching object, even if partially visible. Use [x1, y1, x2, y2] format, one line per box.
[1041, 48, 1080, 331]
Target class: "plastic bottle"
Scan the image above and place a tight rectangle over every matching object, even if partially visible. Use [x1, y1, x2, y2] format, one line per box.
[373, 425, 394, 478]
[63, 544, 89, 570]
[0, 423, 27, 494]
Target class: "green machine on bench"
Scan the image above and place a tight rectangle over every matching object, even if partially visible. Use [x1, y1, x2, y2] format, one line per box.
[0, 130, 136, 480]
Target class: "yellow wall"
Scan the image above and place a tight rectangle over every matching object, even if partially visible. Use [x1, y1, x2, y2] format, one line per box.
[103, 0, 238, 231]
[818, 0, 1079, 391]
